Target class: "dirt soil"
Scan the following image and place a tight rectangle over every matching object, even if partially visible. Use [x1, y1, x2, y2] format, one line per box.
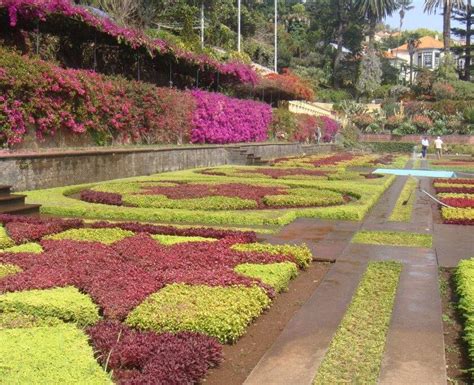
[202, 262, 331, 385]
[440, 268, 471, 385]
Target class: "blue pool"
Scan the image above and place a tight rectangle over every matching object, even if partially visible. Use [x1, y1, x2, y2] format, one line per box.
[373, 169, 455, 178]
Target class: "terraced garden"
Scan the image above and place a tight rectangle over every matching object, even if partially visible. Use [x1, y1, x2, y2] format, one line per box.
[2, 151, 474, 385]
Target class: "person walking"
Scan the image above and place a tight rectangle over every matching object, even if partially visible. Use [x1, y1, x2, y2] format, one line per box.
[434, 136, 444, 159]
[421, 136, 429, 159]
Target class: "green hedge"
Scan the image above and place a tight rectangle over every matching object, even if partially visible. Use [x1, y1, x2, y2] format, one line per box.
[235, 262, 298, 292]
[0, 225, 14, 249]
[352, 230, 432, 248]
[24, 169, 395, 226]
[313, 261, 402, 384]
[365, 142, 415, 153]
[455, 258, 474, 381]
[0, 263, 22, 279]
[46, 228, 135, 244]
[126, 283, 271, 343]
[231, 243, 313, 269]
[1, 243, 44, 254]
[152, 234, 217, 245]
[389, 177, 418, 222]
[0, 286, 100, 326]
[0, 325, 112, 384]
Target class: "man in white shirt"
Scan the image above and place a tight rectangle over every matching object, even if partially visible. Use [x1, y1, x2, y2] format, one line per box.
[421, 137, 429, 159]
[434, 136, 444, 159]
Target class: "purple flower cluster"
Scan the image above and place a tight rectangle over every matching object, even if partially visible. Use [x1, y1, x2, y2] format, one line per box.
[0, 96, 26, 146]
[190, 90, 272, 144]
[319, 116, 340, 142]
[2, 0, 258, 85]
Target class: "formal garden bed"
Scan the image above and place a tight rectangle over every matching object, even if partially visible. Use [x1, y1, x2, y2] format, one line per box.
[0, 213, 327, 384]
[22, 153, 400, 226]
[433, 178, 474, 225]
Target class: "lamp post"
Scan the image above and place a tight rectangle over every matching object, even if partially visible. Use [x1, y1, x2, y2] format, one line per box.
[274, 0, 278, 72]
[237, 0, 241, 52]
[200, 1, 205, 49]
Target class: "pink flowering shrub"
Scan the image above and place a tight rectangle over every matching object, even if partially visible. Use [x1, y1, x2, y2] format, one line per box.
[191, 90, 272, 144]
[0, 48, 270, 147]
[292, 114, 317, 142]
[1, 0, 258, 86]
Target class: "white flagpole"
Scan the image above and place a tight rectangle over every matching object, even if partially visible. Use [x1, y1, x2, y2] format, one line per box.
[237, 0, 241, 52]
[274, 0, 278, 72]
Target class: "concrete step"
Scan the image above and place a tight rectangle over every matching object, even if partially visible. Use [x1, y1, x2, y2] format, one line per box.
[0, 203, 41, 215]
[0, 194, 26, 209]
[0, 185, 12, 196]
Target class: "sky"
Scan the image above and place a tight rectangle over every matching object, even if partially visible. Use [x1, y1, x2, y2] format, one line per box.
[385, 0, 444, 32]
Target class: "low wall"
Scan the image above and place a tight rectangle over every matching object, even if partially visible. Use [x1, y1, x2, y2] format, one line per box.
[0, 143, 325, 191]
[359, 134, 474, 145]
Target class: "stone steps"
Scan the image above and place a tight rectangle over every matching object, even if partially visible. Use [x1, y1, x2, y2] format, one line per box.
[0, 185, 41, 215]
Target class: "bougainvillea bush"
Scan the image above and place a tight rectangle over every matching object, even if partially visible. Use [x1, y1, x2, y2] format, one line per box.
[434, 179, 474, 225]
[0, 214, 312, 383]
[190, 90, 271, 144]
[0, 48, 271, 147]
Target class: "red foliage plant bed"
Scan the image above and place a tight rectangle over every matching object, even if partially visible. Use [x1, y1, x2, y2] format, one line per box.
[80, 190, 123, 206]
[87, 321, 222, 385]
[308, 154, 355, 168]
[441, 197, 474, 208]
[0, 220, 295, 319]
[140, 183, 287, 208]
[434, 179, 474, 185]
[435, 187, 474, 194]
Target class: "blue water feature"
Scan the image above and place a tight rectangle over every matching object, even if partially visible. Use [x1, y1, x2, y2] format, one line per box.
[373, 169, 455, 178]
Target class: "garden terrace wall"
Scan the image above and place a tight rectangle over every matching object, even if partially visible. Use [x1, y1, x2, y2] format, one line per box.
[0, 143, 331, 191]
[359, 134, 474, 145]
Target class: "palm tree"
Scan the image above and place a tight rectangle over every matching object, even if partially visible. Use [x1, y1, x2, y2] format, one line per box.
[424, 0, 466, 51]
[398, 0, 414, 32]
[356, 0, 399, 48]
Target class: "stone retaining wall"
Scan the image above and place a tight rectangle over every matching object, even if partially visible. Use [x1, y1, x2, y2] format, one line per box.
[0, 143, 331, 191]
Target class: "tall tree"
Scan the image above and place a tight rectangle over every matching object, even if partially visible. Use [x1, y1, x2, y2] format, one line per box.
[452, 0, 473, 80]
[355, 0, 398, 48]
[424, 0, 466, 51]
[398, 0, 414, 32]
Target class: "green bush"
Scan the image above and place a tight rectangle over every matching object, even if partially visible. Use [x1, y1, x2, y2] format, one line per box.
[262, 189, 345, 208]
[126, 283, 271, 343]
[451, 80, 474, 101]
[151, 234, 216, 245]
[0, 325, 112, 384]
[1, 243, 43, 254]
[46, 228, 135, 244]
[235, 262, 298, 292]
[389, 177, 418, 222]
[392, 121, 417, 135]
[123, 194, 258, 211]
[313, 261, 402, 384]
[317, 89, 352, 103]
[0, 226, 14, 249]
[455, 258, 474, 380]
[0, 312, 64, 329]
[0, 263, 22, 279]
[231, 243, 313, 269]
[464, 107, 474, 125]
[0, 286, 101, 326]
[351, 230, 432, 248]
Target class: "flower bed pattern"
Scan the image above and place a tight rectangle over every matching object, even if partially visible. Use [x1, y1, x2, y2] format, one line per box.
[84, 181, 349, 211]
[434, 179, 474, 225]
[0, 214, 312, 383]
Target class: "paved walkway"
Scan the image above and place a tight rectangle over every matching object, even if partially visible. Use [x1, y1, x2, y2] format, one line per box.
[245, 170, 461, 385]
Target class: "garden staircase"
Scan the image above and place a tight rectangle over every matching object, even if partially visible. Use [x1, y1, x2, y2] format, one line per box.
[0, 185, 41, 215]
[227, 147, 268, 166]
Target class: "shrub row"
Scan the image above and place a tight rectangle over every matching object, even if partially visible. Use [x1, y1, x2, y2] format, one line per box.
[351, 230, 433, 248]
[0, 48, 270, 147]
[389, 177, 418, 222]
[313, 261, 402, 384]
[0, 325, 112, 384]
[0, 263, 21, 279]
[234, 262, 298, 293]
[455, 258, 474, 381]
[126, 283, 271, 343]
